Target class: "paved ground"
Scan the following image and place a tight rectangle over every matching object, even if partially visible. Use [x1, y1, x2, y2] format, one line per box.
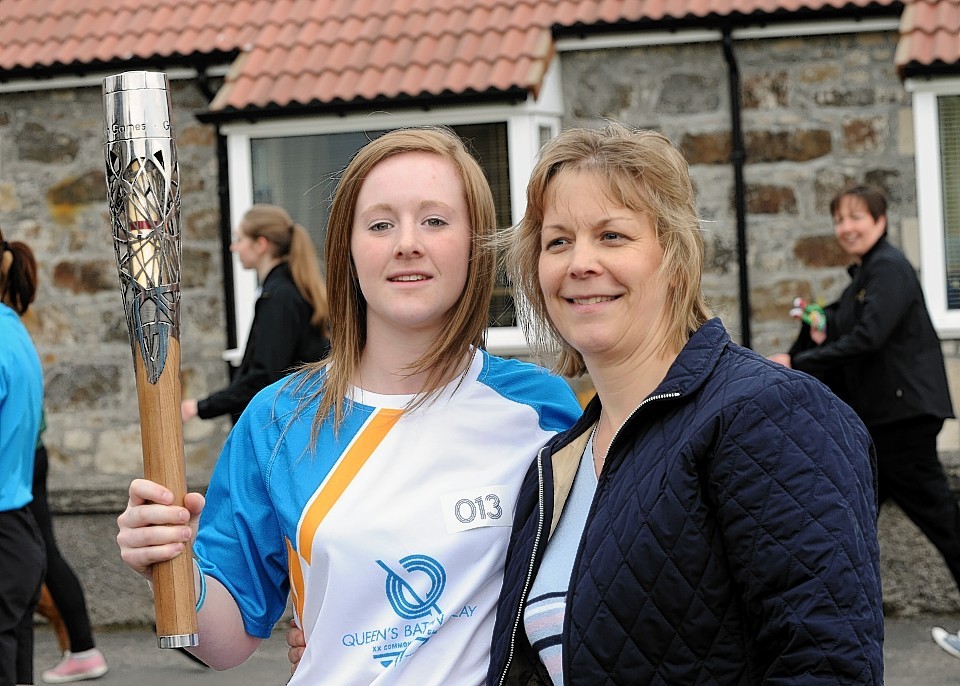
[33, 625, 291, 685]
[28, 615, 960, 685]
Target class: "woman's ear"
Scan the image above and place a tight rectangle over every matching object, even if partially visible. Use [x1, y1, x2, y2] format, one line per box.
[254, 235, 272, 254]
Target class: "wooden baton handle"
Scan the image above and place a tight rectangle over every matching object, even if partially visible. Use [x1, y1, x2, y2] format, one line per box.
[134, 338, 199, 646]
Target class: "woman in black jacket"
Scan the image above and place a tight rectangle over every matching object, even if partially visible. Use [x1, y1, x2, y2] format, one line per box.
[771, 185, 960, 659]
[181, 204, 330, 424]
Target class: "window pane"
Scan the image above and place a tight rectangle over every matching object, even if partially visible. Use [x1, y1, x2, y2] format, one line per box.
[250, 124, 515, 326]
[451, 123, 514, 326]
[251, 130, 388, 263]
[939, 95, 960, 309]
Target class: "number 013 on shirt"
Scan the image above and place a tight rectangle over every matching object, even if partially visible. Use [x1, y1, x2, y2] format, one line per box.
[441, 485, 515, 534]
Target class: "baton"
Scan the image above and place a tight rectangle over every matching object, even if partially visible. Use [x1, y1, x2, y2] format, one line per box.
[102, 70, 199, 648]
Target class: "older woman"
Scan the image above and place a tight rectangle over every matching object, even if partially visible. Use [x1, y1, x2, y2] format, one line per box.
[487, 124, 883, 685]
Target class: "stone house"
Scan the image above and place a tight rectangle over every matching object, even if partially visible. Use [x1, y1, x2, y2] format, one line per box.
[1, 0, 959, 623]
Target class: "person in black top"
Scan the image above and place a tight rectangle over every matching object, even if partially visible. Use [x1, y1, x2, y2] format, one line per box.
[182, 204, 330, 424]
[769, 186, 960, 658]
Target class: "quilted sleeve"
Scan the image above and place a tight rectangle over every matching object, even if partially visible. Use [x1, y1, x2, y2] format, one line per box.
[709, 374, 883, 684]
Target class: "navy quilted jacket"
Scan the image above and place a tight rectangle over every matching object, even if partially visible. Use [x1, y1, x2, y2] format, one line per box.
[488, 319, 883, 685]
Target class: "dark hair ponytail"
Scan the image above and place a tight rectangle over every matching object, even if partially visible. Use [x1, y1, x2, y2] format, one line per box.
[0, 230, 38, 315]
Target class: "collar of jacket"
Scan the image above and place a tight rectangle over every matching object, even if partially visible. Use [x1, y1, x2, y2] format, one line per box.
[847, 232, 888, 278]
[259, 261, 291, 295]
[545, 317, 731, 461]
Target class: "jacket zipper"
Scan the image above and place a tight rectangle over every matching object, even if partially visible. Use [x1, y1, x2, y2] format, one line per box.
[496, 445, 548, 686]
[555, 390, 681, 683]
[497, 390, 682, 685]
[598, 392, 682, 467]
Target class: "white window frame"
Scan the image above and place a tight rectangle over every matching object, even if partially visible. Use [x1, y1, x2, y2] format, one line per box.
[219, 61, 563, 362]
[909, 78, 960, 337]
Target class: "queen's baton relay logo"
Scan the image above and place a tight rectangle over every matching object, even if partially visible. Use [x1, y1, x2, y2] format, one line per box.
[367, 554, 446, 667]
[339, 552, 479, 670]
[379, 554, 446, 620]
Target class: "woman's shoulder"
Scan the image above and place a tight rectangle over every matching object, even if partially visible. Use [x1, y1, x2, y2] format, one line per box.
[260, 264, 303, 299]
[478, 351, 581, 429]
[669, 356, 865, 497]
[480, 350, 571, 392]
[243, 365, 326, 417]
[865, 238, 915, 274]
[714, 343, 834, 406]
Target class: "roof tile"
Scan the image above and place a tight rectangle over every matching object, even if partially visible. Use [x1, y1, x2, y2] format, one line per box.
[0, 0, 939, 114]
[289, 71, 318, 103]
[897, 0, 960, 73]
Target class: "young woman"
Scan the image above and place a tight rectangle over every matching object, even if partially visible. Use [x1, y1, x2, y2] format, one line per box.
[181, 204, 331, 424]
[488, 125, 883, 684]
[117, 127, 580, 685]
[0, 229, 45, 686]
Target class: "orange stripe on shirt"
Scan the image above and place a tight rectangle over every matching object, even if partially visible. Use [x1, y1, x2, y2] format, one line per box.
[286, 537, 305, 623]
[298, 408, 403, 565]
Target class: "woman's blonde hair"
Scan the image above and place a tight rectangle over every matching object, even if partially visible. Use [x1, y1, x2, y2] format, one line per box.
[301, 126, 497, 432]
[507, 123, 711, 377]
[240, 204, 329, 328]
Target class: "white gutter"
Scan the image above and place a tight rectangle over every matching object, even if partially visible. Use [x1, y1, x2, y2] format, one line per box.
[0, 64, 231, 94]
[555, 17, 900, 52]
[905, 76, 960, 94]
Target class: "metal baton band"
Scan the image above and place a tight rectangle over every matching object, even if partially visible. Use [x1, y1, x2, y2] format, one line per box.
[104, 70, 181, 384]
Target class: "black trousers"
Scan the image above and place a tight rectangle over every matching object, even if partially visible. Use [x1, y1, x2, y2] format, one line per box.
[28, 445, 96, 653]
[873, 415, 960, 590]
[0, 506, 45, 686]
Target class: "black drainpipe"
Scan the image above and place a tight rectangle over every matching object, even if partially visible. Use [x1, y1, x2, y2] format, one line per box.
[195, 70, 238, 372]
[721, 28, 752, 349]
[214, 130, 237, 356]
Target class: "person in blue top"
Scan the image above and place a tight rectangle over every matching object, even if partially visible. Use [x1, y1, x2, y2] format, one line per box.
[117, 127, 581, 684]
[0, 228, 109, 684]
[0, 227, 45, 686]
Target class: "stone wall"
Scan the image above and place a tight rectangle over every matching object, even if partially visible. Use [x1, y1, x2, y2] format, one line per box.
[0, 78, 233, 483]
[3, 30, 951, 490]
[560, 31, 913, 344]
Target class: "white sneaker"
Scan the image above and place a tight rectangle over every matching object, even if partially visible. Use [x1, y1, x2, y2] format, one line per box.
[932, 626, 960, 660]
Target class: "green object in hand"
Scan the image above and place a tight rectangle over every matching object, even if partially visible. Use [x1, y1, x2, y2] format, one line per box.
[789, 297, 826, 332]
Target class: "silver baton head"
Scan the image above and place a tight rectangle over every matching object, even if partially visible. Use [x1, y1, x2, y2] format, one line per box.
[103, 71, 182, 384]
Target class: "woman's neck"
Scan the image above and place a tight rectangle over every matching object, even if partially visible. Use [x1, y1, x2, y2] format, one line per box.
[356, 323, 470, 395]
[587, 347, 679, 438]
[256, 257, 283, 283]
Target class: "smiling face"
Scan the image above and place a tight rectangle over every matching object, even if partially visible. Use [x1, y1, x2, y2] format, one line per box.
[833, 194, 886, 260]
[350, 151, 472, 340]
[538, 169, 670, 367]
